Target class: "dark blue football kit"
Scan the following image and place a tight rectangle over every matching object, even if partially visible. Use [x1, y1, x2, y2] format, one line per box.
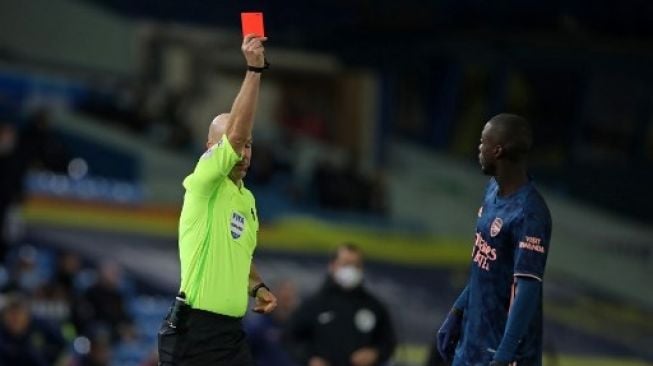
[453, 178, 552, 366]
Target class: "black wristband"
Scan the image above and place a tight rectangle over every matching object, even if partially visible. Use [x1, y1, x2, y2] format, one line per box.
[247, 59, 270, 73]
[250, 282, 269, 298]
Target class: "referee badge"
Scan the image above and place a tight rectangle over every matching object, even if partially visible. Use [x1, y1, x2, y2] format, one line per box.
[230, 212, 246, 239]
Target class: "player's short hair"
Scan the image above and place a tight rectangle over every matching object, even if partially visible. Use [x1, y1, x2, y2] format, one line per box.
[488, 113, 533, 161]
[330, 242, 363, 262]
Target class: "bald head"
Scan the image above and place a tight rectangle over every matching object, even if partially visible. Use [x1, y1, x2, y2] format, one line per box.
[207, 113, 230, 147]
[205, 113, 253, 183]
[486, 113, 533, 161]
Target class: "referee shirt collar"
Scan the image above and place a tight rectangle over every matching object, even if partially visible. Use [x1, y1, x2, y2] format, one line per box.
[229, 177, 245, 192]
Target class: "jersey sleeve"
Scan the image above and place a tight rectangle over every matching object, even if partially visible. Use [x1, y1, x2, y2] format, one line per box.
[183, 134, 241, 195]
[513, 206, 551, 282]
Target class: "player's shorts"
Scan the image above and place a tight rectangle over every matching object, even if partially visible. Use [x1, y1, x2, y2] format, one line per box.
[158, 307, 253, 366]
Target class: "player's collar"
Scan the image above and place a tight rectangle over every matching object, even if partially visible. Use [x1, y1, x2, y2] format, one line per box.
[494, 180, 531, 203]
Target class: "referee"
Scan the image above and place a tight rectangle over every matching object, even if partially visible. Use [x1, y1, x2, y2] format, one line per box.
[158, 34, 277, 366]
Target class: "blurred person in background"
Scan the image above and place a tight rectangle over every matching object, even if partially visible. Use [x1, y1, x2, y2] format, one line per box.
[244, 279, 299, 366]
[436, 114, 552, 366]
[0, 121, 20, 262]
[53, 251, 83, 300]
[2, 244, 47, 293]
[286, 243, 396, 366]
[0, 109, 69, 263]
[18, 108, 69, 174]
[75, 261, 136, 343]
[73, 328, 113, 366]
[82, 335, 112, 366]
[31, 251, 84, 340]
[157, 34, 277, 366]
[0, 292, 66, 365]
[310, 154, 388, 216]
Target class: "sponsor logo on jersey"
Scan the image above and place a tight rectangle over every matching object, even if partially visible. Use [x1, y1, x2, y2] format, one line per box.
[230, 212, 245, 239]
[473, 232, 497, 271]
[490, 217, 503, 237]
[519, 236, 546, 253]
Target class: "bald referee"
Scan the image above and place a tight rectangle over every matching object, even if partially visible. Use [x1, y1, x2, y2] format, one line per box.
[157, 34, 277, 366]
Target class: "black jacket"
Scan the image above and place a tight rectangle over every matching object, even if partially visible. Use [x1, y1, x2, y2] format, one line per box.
[287, 278, 396, 366]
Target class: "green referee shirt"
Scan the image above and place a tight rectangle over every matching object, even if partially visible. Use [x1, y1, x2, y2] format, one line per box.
[178, 134, 259, 317]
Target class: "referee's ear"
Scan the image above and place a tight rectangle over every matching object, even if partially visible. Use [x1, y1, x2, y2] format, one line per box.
[206, 135, 222, 149]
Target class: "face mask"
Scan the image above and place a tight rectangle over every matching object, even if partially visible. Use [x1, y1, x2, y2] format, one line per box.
[333, 265, 363, 290]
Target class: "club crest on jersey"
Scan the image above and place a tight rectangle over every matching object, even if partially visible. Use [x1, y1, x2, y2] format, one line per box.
[490, 217, 503, 237]
[230, 212, 245, 239]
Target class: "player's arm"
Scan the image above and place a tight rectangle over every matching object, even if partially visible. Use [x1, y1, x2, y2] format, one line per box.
[493, 208, 551, 364]
[452, 284, 469, 313]
[491, 277, 540, 364]
[436, 285, 468, 362]
[225, 35, 267, 154]
[249, 263, 277, 314]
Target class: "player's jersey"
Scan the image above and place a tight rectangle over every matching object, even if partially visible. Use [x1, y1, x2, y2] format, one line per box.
[178, 134, 259, 317]
[453, 178, 552, 366]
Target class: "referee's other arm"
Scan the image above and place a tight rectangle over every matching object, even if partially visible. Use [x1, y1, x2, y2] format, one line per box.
[249, 264, 277, 314]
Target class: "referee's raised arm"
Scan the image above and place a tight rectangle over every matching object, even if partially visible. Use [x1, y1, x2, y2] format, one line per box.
[224, 34, 268, 154]
[189, 34, 268, 192]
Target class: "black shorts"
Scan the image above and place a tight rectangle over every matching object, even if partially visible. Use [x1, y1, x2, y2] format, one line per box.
[157, 307, 253, 366]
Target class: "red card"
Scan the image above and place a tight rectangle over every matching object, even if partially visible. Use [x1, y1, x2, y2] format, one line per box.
[241, 12, 265, 38]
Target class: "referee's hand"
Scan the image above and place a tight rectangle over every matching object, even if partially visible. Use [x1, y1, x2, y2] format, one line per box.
[242, 34, 267, 68]
[252, 287, 277, 314]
